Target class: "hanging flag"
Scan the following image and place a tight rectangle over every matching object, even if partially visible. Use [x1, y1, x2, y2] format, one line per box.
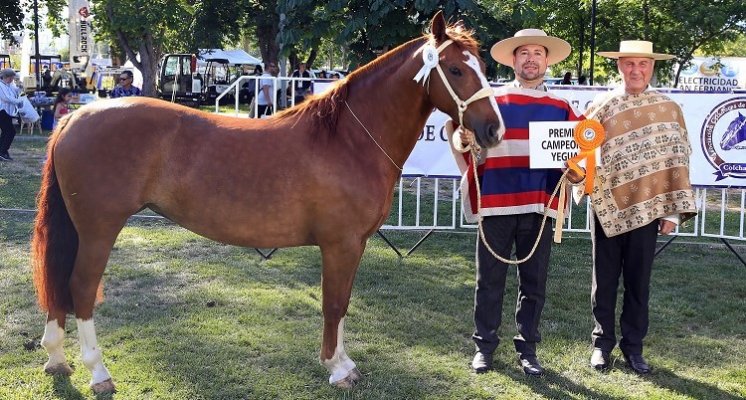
[69, 0, 92, 69]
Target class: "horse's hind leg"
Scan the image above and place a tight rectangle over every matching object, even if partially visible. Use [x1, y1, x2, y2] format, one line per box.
[70, 232, 121, 394]
[319, 241, 365, 388]
[41, 309, 73, 375]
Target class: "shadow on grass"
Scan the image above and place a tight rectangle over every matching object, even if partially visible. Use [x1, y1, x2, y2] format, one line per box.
[515, 369, 623, 400]
[643, 367, 744, 400]
[51, 374, 85, 400]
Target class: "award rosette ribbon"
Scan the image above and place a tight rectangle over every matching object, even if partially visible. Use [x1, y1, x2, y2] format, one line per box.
[568, 119, 605, 194]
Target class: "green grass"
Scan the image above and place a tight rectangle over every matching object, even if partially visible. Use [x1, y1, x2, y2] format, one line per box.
[1, 137, 745, 399]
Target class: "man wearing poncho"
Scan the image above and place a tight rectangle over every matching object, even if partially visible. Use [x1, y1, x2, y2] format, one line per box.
[448, 29, 582, 376]
[572, 41, 697, 374]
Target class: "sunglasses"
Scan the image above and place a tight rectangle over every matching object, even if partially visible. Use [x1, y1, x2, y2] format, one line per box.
[119, 77, 129, 81]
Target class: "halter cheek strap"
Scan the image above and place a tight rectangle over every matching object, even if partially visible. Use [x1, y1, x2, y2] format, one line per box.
[413, 40, 495, 128]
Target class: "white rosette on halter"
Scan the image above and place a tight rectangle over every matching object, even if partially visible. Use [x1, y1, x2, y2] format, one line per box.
[413, 43, 440, 86]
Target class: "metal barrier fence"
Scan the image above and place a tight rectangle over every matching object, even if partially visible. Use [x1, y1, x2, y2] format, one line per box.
[384, 178, 742, 240]
[214, 75, 316, 117]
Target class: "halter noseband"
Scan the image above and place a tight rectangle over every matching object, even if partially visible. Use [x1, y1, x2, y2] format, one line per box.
[413, 39, 495, 128]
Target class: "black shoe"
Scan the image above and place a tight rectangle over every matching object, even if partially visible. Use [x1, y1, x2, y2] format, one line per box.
[471, 351, 493, 373]
[590, 348, 610, 370]
[624, 353, 651, 374]
[0, 152, 10, 161]
[519, 354, 544, 376]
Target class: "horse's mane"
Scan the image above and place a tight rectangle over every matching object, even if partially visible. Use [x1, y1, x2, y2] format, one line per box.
[274, 23, 479, 137]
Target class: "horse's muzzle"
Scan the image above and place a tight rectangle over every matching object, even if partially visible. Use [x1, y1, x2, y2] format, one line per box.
[474, 123, 503, 149]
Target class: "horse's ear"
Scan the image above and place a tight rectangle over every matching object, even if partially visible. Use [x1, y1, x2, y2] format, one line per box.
[431, 11, 447, 43]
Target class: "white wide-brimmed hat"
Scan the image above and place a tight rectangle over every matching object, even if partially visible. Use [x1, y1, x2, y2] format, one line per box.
[490, 29, 571, 67]
[597, 40, 674, 60]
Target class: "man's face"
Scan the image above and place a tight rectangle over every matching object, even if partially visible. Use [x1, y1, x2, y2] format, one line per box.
[267, 64, 278, 76]
[119, 75, 131, 87]
[617, 57, 655, 94]
[512, 44, 548, 82]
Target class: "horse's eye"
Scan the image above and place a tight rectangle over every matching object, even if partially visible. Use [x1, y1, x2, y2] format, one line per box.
[449, 66, 462, 77]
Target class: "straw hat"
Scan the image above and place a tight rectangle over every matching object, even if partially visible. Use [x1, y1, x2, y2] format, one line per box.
[597, 40, 674, 60]
[490, 29, 571, 67]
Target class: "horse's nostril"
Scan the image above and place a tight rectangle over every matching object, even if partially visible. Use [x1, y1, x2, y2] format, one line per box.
[488, 124, 501, 142]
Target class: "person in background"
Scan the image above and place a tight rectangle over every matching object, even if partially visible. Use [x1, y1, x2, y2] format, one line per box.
[110, 70, 142, 98]
[0, 68, 23, 161]
[42, 65, 53, 91]
[567, 40, 697, 374]
[53, 88, 73, 129]
[50, 64, 77, 91]
[291, 62, 312, 104]
[560, 71, 573, 84]
[450, 29, 581, 376]
[256, 63, 278, 117]
[578, 75, 587, 85]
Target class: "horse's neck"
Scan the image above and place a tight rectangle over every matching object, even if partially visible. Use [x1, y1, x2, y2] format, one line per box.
[345, 50, 433, 175]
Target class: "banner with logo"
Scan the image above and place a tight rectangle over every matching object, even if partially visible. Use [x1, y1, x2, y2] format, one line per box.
[69, 0, 92, 69]
[676, 57, 746, 92]
[404, 86, 746, 188]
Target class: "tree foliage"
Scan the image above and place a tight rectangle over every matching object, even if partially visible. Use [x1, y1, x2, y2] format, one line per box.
[486, 0, 746, 85]
[278, 0, 514, 75]
[1, 1, 26, 44]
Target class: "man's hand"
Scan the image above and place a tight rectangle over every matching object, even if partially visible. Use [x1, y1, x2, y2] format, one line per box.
[459, 127, 475, 148]
[563, 162, 585, 183]
[658, 219, 676, 235]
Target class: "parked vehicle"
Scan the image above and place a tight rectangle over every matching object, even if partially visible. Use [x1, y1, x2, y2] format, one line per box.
[157, 54, 202, 107]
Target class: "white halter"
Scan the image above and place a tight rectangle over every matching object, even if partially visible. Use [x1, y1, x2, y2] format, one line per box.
[413, 40, 495, 128]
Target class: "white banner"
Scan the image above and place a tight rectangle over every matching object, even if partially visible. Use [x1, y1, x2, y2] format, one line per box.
[404, 86, 746, 188]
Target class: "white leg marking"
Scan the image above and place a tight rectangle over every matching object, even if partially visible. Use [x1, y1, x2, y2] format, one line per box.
[321, 317, 357, 384]
[41, 320, 67, 368]
[76, 318, 112, 385]
[463, 51, 506, 140]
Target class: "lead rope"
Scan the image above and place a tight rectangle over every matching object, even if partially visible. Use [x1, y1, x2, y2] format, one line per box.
[470, 147, 570, 265]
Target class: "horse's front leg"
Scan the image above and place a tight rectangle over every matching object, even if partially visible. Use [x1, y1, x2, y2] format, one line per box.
[319, 241, 365, 389]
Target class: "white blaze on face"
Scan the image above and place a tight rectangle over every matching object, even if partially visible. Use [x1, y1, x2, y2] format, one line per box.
[320, 317, 357, 384]
[76, 318, 112, 385]
[41, 319, 67, 367]
[463, 51, 505, 141]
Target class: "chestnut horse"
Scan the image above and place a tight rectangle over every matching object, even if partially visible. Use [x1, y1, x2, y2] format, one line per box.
[31, 12, 503, 393]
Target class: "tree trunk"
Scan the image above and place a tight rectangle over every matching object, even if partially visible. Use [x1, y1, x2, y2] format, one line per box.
[577, 11, 585, 78]
[137, 34, 160, 97]
[306, 48, 318, 70]
[256, 21, 279, 67]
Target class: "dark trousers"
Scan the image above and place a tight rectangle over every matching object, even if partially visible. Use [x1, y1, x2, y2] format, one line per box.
[473, 213, 552, 357]
[591, 216, 658, 355]
[0, 110, 16, 154]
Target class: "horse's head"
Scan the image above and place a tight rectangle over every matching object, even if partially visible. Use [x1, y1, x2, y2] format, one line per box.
[720, 112, 746, 150]
[417, 12, 505, 149]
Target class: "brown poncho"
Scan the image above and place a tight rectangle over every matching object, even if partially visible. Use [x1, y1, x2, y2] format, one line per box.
[584, 89, 697, 237]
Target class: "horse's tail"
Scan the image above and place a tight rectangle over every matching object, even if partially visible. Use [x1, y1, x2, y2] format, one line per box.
[31, 132, 78, 314]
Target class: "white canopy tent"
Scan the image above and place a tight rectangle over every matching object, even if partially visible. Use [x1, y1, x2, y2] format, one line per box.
[198, 49, 262, 65]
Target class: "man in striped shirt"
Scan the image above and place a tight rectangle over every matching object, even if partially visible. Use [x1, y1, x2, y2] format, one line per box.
[450, 29, 582, 375]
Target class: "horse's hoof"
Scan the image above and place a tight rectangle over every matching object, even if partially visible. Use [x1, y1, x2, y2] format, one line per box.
[91, 379, 116, 394]
[44, 362, 73, 376]
[333, 368, 363, 389]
